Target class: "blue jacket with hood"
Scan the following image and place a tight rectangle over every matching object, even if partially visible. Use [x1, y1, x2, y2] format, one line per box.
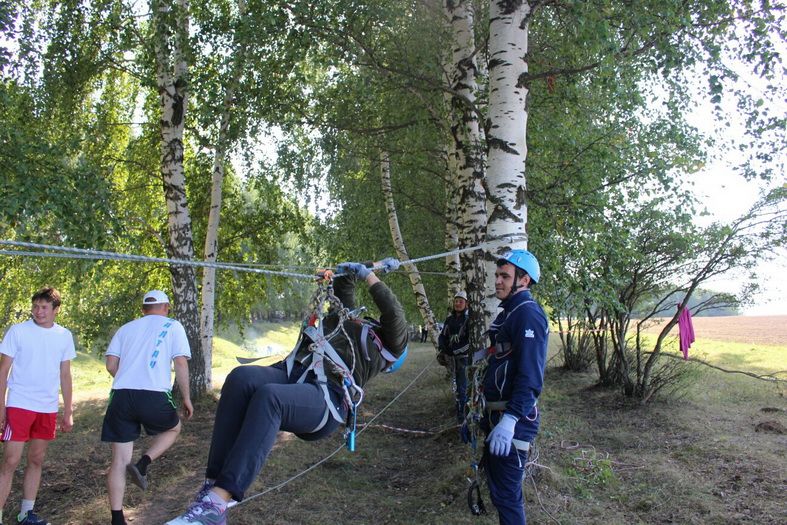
[482, 289, 548, 442]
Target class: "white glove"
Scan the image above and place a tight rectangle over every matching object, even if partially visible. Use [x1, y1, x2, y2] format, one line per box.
[486, 413, 517, 456]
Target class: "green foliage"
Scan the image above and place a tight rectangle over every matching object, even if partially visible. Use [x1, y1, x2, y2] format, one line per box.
[1, 0, 783, 380]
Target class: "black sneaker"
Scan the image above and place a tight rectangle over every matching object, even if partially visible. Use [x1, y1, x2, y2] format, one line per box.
[126, 463, 149, 490]
[17, 511, 50, 525]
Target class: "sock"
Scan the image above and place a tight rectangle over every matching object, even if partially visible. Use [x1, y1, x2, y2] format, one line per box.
[111, 509, 126, 525]
[18, 499, 34, 520]
[205, 490, 229, 511]
[136, 454, 152, 476]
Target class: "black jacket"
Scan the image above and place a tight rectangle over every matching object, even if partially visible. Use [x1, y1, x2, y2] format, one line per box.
[438, 309, 471, 356]
[307, 274, 408, 389]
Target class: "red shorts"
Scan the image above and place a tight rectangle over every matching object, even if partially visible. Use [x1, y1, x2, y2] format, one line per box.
[2, 407, 57, 442]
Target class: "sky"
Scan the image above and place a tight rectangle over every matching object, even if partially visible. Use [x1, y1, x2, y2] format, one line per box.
[684, 56, 786, 316]
[690, 166, 786, 316]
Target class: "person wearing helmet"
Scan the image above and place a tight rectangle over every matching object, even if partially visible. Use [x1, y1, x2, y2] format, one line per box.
[438, 290, 474, 422]
[166, 259, 408, 525]
[482, 249, 548, 525]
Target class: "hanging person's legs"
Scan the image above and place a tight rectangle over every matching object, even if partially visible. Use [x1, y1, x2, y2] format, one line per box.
[167, 366, 344, 525]
[205, 365, 290, 481]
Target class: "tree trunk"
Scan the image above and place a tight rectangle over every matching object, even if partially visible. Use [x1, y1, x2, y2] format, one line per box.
[483, 0, 530, 311]
[380, 151, 439, 347]
[445, 0, 490, 349]
[199, 147, 226, 391]
[153, 0, 205, 398]
[444, 149, 461, 306]
[199, 0, 248, 392]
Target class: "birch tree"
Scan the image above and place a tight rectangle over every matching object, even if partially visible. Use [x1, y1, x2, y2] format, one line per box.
[444, 0, 490, 345]
[198, 0, 249, 390]
[380, 151, 440, 345]
[152, 0, 205, 395]
[483, 0, 531, 311]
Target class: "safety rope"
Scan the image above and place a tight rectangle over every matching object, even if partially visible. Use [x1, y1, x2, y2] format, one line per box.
[0, 242, 316, 280]
[0, 235, 525, 279]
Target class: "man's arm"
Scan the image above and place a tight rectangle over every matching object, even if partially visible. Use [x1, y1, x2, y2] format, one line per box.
[437, 316, 452, 353]
[173, 356, 193, 420]
[105, 355, 120, 377]
[0, 354, 13, 430]
[506, 306, 548, 420]
[367, 277, 409, 357]
[59, 360, 74, 432]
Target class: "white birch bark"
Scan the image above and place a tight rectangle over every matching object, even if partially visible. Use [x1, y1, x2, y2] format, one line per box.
[441, 6, 461, 308]
[153, 0, 205, 396]
[444, 162, 461, 306]
[380, 151, 440, 347]
[445, 0, 491, 343]
[199, 0, 247, 391]
[484, 0, 530, 312]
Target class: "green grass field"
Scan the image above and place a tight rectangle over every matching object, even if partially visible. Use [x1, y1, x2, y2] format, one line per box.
[15, 322, 787, 524]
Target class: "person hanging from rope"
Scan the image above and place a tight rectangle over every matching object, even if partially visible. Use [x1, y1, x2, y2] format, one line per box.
[166, 258, 408, 525]
[437, 290, 473, 423]
[466, 250, 548, 525]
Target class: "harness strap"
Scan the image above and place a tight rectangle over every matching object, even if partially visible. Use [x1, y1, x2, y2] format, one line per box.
[359, 324, 372, 361]
[485, 399, 538, 416]
[512, 439, 530, 452]
[452, 343, 470, 356]
[485, 409, 531, 452]
[485, 400, 508, 411]
[303, 326, 354, 427]
[285, 332, 305, 378]
[285, 325, 367, 433]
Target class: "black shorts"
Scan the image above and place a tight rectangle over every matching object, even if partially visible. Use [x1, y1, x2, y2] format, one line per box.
[101, 389, 180, 443]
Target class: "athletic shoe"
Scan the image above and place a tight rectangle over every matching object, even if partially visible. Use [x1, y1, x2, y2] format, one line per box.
[126, 463, 149, 490]
[165, 500, 227, 525]
[17, 511, 50, 525]
[188, 481, 237, 510]
[190, 480, 215, 506]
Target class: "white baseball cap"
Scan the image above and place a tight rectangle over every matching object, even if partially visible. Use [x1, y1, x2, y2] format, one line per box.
[454, 290, 468, 300]
[143, 290, 170, 305]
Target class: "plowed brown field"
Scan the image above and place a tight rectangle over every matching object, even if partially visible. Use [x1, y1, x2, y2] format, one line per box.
[646, 315, 787, 345]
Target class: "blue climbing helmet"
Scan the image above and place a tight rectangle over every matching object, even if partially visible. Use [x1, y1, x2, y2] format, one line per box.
[381, 345, 408, 373]
[497, 249, 540, 283]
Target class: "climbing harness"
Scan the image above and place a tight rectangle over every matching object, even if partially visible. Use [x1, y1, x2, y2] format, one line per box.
[282, 274, 363, 436]
[281, 271, 403, 451]
[461, 310, 533, 515]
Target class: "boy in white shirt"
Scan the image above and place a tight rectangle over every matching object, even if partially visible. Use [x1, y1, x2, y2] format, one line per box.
[101, 290, 193, 525]
[0, 287, 76, 525]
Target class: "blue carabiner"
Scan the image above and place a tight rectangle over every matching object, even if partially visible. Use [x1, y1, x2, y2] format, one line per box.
[345, 378, 358, 452]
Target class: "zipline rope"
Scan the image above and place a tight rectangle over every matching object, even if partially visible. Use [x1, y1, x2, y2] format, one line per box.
[0, 235, 525, 279]
[0, 242, 316, 280]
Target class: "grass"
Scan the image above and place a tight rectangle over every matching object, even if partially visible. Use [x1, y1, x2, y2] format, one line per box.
[70, 322, 300, 403]
[9, 324, 787, 524]
[645, 333, 786, 376]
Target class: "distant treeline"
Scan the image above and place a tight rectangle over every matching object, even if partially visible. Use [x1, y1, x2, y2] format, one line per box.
[635, 289, 740, 317]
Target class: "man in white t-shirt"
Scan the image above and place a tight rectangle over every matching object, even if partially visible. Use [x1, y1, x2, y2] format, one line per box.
[0, 287, 76, 525]
[101, 290, 193, 525]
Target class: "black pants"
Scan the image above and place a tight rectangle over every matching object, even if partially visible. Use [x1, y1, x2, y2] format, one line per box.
[452, 355, 469, 423]
[206, 364, 344, 501]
